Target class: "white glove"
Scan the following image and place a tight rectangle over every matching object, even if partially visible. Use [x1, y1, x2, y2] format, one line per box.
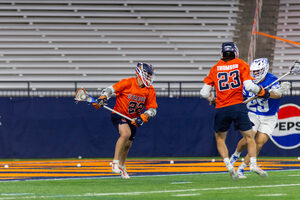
[279, 82, 291, 94]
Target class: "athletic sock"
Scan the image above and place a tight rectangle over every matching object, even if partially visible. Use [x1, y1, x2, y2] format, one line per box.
[223, 157, 233, 170]
[113, 160, 119, 164]
[233, 151, 241, 158]
[223, 157, 230, 165]
[249, 157, 257, 166]
[238, 162, 247, 170]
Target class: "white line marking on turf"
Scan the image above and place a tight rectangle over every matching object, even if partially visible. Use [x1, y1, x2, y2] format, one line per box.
[257, 194, 286, 197]
[171, 182, 192, 184]
[288, 175, 300, 177]
[173, 193, 200, 197]
[1, 193, 33, 196]
[84, 183, 300, 196]
[0, 183, 298, 199]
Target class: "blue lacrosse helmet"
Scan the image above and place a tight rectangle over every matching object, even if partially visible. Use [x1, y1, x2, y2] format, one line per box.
[136, 62, 155, 87]
[221, 42, 239, 59]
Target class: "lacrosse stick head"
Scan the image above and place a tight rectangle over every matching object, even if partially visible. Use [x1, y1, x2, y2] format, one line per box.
[75, 88, 95, 103]
[75, 88, 88, 102]
[291, 61, 300, 75]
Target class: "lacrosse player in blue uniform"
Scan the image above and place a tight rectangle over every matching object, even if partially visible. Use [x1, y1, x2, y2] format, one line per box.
[229, 58, 291, 178]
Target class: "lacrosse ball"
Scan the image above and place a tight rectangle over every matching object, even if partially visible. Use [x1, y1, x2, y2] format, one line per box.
[81, 94, 86, 100]
[241, 158, 245, 162]
[78, 156, 82, 159]
[4, 165, 8, 168]
[211, 159, 215, 162]
[298, 157, 300, 160]
[77, 163, 81, 167]
[170, 160, 174, 164]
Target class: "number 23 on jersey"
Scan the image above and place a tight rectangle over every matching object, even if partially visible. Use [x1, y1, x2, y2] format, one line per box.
[217, 70, 241, 91]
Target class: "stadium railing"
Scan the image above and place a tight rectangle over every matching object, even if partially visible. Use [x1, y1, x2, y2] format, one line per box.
[0, 80, 299, 98]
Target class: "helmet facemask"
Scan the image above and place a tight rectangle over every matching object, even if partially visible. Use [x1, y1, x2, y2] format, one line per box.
[250, 58, 269, 84]
[136, 62, 155, 87]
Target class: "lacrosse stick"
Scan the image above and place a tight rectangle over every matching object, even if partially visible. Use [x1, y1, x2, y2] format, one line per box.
[74, 88, 134, 122]
[244, 61, 300, 104]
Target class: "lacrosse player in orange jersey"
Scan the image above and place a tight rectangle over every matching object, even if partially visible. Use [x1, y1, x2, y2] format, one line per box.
[93, 62, 157, 179]
[200, 42, 270, 179]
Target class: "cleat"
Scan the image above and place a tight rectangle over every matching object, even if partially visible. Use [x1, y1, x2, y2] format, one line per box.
[110, 162, 121, 174]
[230, 155, 239, 166]
[119, 166, 130, 179]
[237, 168, 247, 179]
[250, 165, 268, 177]
[227, 165, 239, 180]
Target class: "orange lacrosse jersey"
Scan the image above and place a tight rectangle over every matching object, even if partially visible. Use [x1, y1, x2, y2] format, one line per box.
[203, 58, 254, 108]
[112, 77, 158, 119]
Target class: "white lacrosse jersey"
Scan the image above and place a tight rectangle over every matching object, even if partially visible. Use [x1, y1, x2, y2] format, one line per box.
[243, 73, 281, 116]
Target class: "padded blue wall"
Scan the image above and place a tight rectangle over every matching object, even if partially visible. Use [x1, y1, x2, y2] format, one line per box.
[0, 96, 298, 158]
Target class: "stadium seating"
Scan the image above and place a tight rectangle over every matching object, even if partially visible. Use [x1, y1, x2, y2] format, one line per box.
[0, 0, 239, 96]
[273, 0, 300, 94]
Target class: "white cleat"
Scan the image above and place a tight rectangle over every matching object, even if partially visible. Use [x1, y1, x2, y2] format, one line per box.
[119, 165, 130, 179]
[237, 168, 247, 179]
[227, 165, 239, 180]
[110, 162, 121, 174]
[250, 165, 268, 177]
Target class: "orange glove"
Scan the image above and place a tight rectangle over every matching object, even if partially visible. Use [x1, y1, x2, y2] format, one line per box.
[131, 113, 148, 127]
[257, 86, 270, 99]
[92, 95, 107, 110]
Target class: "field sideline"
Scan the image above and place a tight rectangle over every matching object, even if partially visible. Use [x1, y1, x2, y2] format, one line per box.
[0, 157, 299, 200]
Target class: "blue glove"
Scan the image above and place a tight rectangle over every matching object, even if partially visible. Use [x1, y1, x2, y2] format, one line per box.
[92, 95, 107, 109]
[131, 114, 148, 127]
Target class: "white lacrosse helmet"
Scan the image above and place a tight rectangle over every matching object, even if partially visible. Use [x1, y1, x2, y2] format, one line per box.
[136, 62, 155, 87]
[250, 58, 269, 83]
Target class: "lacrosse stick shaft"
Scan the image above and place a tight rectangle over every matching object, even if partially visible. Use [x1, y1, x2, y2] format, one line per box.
[244, 70, 291, 104]
[75, 88, 134, 122]
[103, 105, 134, 122]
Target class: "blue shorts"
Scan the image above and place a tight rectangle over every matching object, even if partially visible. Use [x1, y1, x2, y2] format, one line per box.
[111, 113, 137, 141]
[214, 103, 253, 132]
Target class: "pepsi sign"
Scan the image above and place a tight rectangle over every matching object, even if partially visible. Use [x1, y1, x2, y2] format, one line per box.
[271, 103, 300, 149]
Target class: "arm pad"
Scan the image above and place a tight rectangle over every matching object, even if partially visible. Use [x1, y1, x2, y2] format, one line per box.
[200, 84, 212, 99]
[144, 108, 157, 119]
[101, 85, 115, 99]
[243, 80, 261, 94]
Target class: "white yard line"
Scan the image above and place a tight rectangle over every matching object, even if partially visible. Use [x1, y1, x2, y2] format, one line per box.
[257, 193, 287, 197]
[173, 193, 201, 197]
[0, 183, 298, 199]
[171, 181, 192, 184]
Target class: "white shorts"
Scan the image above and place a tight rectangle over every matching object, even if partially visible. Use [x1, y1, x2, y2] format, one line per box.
[248, 112, 278, 136]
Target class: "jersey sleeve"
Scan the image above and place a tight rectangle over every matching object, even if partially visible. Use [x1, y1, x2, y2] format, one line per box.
[203, 68, 215, 86]
[240, 61, 255, 82]
[113, 78, 130, 93]
[145, 87, 158, 110]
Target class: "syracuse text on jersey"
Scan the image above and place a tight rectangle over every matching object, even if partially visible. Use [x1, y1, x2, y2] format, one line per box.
[128, 94, 146, 102]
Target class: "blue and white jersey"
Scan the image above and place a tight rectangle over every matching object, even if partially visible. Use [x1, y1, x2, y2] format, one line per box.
[243, 73, 280, 116]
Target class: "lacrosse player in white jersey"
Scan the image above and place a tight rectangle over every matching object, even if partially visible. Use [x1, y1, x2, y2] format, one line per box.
[229, 58, 291, 178]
